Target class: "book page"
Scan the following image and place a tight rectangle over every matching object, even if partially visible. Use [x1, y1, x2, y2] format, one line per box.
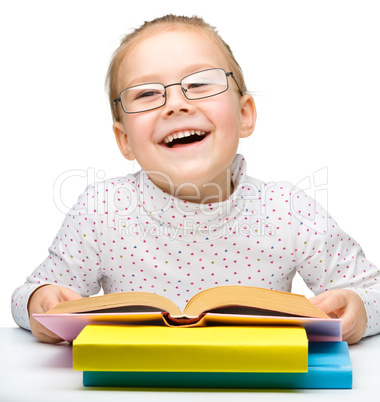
[183, 286, 328, 318]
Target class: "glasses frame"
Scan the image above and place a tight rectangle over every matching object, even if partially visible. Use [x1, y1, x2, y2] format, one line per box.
[113, 68, 243, 116]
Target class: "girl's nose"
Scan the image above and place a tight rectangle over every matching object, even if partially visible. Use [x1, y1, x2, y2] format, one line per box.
[162, 84, 194, 116]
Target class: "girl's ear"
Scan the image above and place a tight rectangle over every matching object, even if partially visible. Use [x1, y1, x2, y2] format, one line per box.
[113, 122, 136, 161]
[239, 94, 257, 138]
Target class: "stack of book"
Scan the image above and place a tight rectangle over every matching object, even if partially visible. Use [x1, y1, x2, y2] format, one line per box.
[72, 325, 352, 389]
[33, 286, 352, 389]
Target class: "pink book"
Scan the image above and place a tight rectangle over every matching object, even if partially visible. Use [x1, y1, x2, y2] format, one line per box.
[33, 312, 342, 343]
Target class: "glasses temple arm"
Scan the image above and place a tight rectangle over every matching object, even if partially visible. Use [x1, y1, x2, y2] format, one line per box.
[113, 98, 121, 121]
[227, 72, 244, 96]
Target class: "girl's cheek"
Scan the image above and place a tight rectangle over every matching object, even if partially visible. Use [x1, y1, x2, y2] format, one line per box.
[125, 115, 153, 139]
[207, 96, 240, 120]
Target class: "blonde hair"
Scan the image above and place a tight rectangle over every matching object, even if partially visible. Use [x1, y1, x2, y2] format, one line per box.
[106, 14, 247, 122]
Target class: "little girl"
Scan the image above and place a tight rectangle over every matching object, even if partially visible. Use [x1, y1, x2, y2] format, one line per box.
[12, 15, 379, 344]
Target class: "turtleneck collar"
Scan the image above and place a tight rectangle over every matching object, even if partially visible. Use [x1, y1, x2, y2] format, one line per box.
[136, 154, 249, 242]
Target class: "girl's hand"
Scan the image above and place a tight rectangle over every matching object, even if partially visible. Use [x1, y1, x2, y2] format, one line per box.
[309, 289, 367, 344]
[28, 284, 82, 343]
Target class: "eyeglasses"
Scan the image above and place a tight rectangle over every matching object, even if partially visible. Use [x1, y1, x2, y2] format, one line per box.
[113, 68, 243, 115]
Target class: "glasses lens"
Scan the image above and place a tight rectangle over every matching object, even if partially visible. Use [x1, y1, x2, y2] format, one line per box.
[121, 83, 165, 113]
[181, 69, 228, 100]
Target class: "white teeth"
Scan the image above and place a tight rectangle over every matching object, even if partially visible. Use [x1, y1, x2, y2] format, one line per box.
[163, 130, 207, 144]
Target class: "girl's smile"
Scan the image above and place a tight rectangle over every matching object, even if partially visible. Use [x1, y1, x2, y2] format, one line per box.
[161, 129, 210, 148]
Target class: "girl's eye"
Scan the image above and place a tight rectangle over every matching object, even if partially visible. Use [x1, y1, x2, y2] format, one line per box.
[135, 90, 161, 100]
[187, 82, 208, 90]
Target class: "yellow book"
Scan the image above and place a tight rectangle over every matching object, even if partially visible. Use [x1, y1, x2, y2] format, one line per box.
[73, 325, 308, 373]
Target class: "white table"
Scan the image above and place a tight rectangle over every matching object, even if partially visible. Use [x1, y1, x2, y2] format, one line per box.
[0, 327, 379, 402]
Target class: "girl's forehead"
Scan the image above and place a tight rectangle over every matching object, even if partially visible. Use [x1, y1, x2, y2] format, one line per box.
[118, 28, 230, 85]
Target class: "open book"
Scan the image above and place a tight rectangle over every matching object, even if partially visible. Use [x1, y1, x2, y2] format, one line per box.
[33, 285, 341, 342]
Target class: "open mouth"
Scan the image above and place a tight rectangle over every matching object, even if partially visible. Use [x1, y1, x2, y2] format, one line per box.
[162, 130, 210, 149]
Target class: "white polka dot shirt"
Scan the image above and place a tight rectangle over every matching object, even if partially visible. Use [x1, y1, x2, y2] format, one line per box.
[11, 155, 380, 337]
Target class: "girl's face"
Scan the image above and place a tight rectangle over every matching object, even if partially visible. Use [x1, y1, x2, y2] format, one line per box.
[113, 27, 256, 201]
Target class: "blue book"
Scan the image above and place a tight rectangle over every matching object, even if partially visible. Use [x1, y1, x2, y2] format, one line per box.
[82, 342, 352, 389]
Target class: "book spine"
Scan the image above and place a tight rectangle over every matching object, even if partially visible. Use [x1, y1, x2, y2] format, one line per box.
[82, 369, 352, 389]
[74, 341, 307, 373]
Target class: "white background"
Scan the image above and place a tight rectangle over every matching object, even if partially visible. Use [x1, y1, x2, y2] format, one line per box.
[1, 0, 379, 327]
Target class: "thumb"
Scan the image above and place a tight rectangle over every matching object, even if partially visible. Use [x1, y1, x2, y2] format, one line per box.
[58, 286, 83, 302]
[309, 290, 346, 318]
[309, 290, 332, 304]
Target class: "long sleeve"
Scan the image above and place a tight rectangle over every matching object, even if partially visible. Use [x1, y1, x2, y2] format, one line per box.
[290, 185, 380, 337]
[11, 187, 103, 330]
